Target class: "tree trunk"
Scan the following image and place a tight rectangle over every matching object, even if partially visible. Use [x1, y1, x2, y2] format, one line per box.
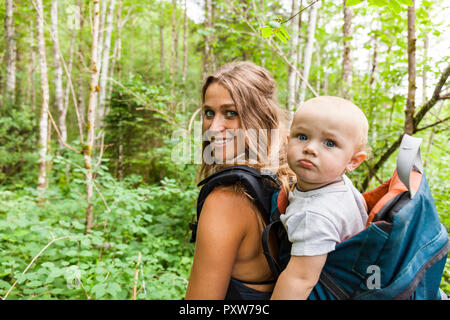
[287, 0, 299, 111]
[203, 0, 212, 79]
[298, 0, 320, 105]
[4, 0, 16, 106]
[182, 0, 188, 84]
[170, 0, 177, 79]
[51, 0, 66, 150]
[159, 3, 165, 73]
[422, 31, 429, 104]
[108, 0, 122, 100]
[84, 0, 101, 233]
[99, 0, 116, 123]
[295, 0, 303, 106]
[404, 1, 416, 135]
[342, 0, 353, 99]
[35, 0, 50, 191]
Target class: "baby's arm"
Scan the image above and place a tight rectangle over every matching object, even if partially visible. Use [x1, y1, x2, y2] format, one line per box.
[271, 254, 327, 300]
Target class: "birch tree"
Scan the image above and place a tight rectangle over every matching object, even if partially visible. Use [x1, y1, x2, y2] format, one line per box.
[342, 0, 353, 99]
[404, 0, 416, 135]
[287, 0, 300, 111]
[182, 0, 188, 84]
[51, 0, 66, 150]
[84, 0, 101, 233]
[298, 0, 320, 105]
[203, 0, 213, 79]
[4, 0, 16, 106]
[99, 0, 116, 123]
[35, 0, 50, 190]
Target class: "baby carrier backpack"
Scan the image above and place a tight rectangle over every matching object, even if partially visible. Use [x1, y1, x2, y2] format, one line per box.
[190, 134, 449, 300]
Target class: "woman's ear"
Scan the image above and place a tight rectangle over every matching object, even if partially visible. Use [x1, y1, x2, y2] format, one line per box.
[345, 151, 367, 172]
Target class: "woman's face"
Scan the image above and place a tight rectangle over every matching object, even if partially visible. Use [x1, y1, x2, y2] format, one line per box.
[202, 82, 244, 163]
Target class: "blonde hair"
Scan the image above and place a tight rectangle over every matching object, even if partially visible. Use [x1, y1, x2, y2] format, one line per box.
[198, 61, 295, 193]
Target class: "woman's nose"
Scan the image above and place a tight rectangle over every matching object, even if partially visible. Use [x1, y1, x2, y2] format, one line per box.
[209, 114, 226, 132]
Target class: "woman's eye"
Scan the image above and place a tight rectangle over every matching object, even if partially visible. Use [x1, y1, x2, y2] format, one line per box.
[226, 110, 238, 118]
[325, 140, 336, 147]
[297, 134, 307, 141]
[204, 110, 214, 118]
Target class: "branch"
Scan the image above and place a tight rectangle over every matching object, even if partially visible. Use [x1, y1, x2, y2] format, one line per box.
[415, 115, 450, 132]
[240, 6, 319, 98]
[413, 63, 450, 130]
[361, 63, 450, 190]
[2, 235, 73, 300]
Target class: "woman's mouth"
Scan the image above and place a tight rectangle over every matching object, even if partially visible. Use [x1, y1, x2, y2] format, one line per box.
[211, 137, 234, 147]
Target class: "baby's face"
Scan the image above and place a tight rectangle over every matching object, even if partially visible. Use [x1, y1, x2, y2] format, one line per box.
[287, 97, 367, 191]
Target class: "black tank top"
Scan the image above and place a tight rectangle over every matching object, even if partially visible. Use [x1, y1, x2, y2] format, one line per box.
[225, 277, 275, 300]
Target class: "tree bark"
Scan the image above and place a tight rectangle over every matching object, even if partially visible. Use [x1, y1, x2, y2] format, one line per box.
[99, 0, 116, 123]
[159, 2, 165, 72]
[404, 1, 416, 136]
[295, 0, 303, 105]
[287, 0, 300, 111]
[182, 0, 188, 84]
[4, 0, 16, 106]
[51, 0, 66, 150]
[298, 0, 320, 105]
[170, 0, 177, 79]
[35, 0, 50, 190]
[84, 0, 101, 233]
[342, 0, 353, 99]
[203, 0, 213, 79]
[422, 32, 429, 104]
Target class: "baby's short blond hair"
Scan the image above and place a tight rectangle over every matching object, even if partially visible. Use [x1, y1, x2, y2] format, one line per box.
[298, 96, 369, 152]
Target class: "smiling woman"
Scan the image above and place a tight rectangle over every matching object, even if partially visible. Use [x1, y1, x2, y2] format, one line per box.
[185, 61, 295, 300]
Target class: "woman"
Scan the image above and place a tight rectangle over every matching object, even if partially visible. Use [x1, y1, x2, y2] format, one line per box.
[185, 61, 294, 300]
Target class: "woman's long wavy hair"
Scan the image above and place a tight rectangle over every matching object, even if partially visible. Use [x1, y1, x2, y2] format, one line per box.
[198, 61, 295, 193]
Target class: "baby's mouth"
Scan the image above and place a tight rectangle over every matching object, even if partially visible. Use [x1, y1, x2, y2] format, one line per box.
[298, 159, 315, 169]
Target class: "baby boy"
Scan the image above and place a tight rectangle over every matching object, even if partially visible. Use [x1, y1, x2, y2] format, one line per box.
[271, 96, 369, 299]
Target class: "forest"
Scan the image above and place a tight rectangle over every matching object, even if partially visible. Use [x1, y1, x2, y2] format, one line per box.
[0, 0, 448, 300]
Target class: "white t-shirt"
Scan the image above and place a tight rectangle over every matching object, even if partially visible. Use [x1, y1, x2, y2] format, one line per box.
[280, 175, 368, 256]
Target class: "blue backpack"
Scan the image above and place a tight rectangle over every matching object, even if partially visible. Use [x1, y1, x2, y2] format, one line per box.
[190, 134, 449, 300]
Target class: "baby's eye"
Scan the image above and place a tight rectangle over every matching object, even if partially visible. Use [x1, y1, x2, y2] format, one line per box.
[325, 140, 336, 147]
[204, 110, 214, 118]
[297, 134, 307, 141]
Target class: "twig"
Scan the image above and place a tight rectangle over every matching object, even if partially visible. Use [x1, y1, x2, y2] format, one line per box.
[415, 115, 450, 132]
[2, 235, 72, 300]
[132, 252, 142, 300]
[281, 0, 320, 24]
[241, 2, 319, 98]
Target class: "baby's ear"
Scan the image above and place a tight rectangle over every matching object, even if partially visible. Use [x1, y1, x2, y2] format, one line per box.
[345, 151, 367, 172]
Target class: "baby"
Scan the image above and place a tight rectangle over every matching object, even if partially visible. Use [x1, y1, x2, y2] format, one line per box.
[271, 96, 369, 299]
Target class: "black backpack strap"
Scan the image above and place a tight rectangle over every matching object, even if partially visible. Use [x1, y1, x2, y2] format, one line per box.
[190, 166, 277, 243]
[262, 220, 283, 278]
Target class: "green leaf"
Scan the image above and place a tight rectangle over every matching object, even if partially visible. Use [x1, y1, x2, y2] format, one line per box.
[388, 0, 402, 13]
[278, 26, 291, 41]
[369, 0, 388, 7]
[396, 0, 413, 6]
[346, 0, 365, 5]
[259, 26, 273, 38]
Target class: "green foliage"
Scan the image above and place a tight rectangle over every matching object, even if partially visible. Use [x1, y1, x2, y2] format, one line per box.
[0, 104, 38, 188]
[0, 165, 197, 300]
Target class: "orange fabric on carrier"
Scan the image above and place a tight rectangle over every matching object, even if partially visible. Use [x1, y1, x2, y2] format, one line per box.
[364, 169, 422, 227]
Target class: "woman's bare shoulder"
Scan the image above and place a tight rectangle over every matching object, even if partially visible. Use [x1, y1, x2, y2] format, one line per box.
[204, 185, 256, 211]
